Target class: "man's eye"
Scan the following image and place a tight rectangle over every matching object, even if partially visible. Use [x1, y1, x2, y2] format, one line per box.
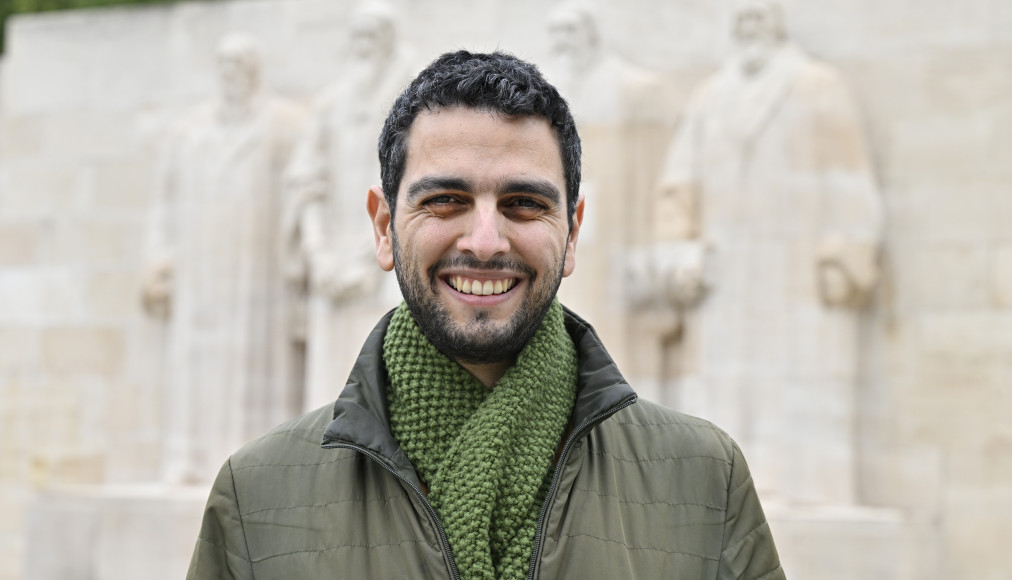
[424, 195, 458, 205]
[506, 197, 547, 211]
[422, 195, 468, 210]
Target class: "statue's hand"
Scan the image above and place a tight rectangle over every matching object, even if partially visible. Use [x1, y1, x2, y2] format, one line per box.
[817, 260, 856, 307]
[625, 242, 708, 310]
[310, 251, 375, 304]
[816, 237, 879, 308]
[666, 262, 706, 307]
[141, 261, 173, 320]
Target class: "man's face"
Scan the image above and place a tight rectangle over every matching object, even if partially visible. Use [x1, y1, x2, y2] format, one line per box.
[368, 106, 583, 364]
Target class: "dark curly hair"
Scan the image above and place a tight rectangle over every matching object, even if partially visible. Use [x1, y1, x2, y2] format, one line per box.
[377, 50, 582, 228]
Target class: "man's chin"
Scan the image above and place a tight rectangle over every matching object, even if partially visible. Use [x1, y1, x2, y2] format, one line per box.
[435, 321, 525, 365]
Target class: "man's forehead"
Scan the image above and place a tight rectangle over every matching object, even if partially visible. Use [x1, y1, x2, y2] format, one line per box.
[395, 105, 564, 198]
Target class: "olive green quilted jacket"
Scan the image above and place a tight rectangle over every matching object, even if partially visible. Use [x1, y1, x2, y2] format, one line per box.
[187, 309, 785, 579]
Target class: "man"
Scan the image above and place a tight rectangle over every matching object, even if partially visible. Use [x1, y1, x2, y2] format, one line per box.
[143, 33, 305, 484]
[652, 0, 884, 506]
[187, 50, 784, 579]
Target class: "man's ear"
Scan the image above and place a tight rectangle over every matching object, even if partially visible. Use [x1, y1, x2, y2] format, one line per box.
[562, 194, 585, 277]
[367, 186, 395, 272]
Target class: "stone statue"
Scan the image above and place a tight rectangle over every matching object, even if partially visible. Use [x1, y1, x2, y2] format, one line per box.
[142, 33, 307, 484]
[284, 1, 415, 410]
[545, 2, 643, 125]
[545, 3, 672, 391]
[646, 0, 884, 505]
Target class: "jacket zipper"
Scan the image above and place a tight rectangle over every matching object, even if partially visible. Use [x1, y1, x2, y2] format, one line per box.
[320, 442, 462, 580]
[322, 394, 635, 580]
[526, 395, 637, 580]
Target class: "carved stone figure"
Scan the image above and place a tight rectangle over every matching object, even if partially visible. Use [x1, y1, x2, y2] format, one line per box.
[545, 3, 671, 388]
[142, 33, 306, 484]
[284, 2, 415, 410]
[649, 0, 884, 505]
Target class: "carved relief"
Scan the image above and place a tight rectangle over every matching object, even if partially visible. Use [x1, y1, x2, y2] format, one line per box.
[143, 33, 307, 484]
[545, 3, 673, 384]
[284, 1, 415, 410]
[648, 0, 884, 505]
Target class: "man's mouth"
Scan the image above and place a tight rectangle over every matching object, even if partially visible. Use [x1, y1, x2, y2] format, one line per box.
[447, 275, 517, 296]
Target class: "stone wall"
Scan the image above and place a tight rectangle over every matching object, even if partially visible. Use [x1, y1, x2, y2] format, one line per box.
[1, 0, 1010, 578]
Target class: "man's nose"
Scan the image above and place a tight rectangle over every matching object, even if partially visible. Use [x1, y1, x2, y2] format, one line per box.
[457, 204, 510, 261]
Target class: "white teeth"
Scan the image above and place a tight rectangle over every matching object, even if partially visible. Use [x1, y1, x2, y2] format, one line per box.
[450, 276, 516, 295]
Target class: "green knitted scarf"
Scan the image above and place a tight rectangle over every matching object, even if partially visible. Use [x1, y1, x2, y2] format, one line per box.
[384, 299, 578, 580]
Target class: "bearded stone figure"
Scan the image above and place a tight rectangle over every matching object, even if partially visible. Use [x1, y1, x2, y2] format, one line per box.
[285, 1, 415, 410]
[650, 0, 885, 506]
[142, 34, 306, 484]
[545, 3, 667, 384]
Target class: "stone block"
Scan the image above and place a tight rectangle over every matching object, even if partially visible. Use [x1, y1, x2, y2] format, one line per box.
[30, 451, 104, 487]
[859, 445, 943, 511]
[25, 485, 207, 580]
[899, 375, 1011, 452]
[890, 178, 1004, 244]
[943, 488, 1012, 580]
[0, 484, 30, 580]
[3, 8, 185, 115]
[51, 218, 142, 267]
[990, 243, 1012, 307]
[910, 243, 989, 310]
[38, 110, 137, 160]
[1, 159, 84, 215]
[0, 114, 47, 159]
[0, 329, 39, 371]
[86, 270, 143, 320]
[40, 326, 125, 377]
[0, 221, 45, 267]
[0, 270, 86, 324]
[945, 439, 1012, 489]
[888, 113, 993, 179]
[93, 157, 155, 211]
[917, 310, 1012, 360]
[766, 505, 939, 580]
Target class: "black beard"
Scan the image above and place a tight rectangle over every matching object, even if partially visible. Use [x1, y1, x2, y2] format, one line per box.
[392, 236, 564, 365]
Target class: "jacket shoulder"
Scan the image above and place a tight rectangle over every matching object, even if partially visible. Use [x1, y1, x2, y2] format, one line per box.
[605, 398, 739, 464]
[228, 404, 337, 470]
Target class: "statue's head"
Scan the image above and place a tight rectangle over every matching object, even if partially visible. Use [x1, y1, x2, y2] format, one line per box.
[547, 3, 600, 64]
[349, 1, 397, 63]
[732, 0, 788, 76]
[216, 33, 261, 105]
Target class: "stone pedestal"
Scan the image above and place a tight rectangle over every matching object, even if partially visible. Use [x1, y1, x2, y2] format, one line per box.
[26, 484, 207, 580]
[767, 505, 939, 580]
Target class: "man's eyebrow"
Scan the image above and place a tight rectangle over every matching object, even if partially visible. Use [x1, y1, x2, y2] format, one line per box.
[406, 176, 473, 201]
[499, 179, 562, 207]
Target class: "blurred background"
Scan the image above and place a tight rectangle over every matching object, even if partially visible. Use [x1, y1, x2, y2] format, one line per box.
[0, 0, 1010, 578]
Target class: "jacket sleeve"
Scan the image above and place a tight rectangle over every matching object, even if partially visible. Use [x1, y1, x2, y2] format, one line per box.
[717, 442, 786, 580]
[186, 459, 256, 580]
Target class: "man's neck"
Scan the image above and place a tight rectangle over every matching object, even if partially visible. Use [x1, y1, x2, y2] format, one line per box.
[458, 359, 513, 390]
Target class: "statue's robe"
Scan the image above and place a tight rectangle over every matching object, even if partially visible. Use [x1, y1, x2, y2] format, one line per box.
[659, 45, 884, 504]
[152, 96, 305, 483]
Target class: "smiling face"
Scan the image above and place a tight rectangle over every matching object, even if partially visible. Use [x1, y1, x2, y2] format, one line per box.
[368, 106, 583, 367]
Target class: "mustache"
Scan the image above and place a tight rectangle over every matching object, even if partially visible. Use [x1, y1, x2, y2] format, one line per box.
[428, 255, 536, 283]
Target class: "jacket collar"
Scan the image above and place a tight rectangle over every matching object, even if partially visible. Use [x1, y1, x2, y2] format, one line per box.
[321, 306, 638, 480]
